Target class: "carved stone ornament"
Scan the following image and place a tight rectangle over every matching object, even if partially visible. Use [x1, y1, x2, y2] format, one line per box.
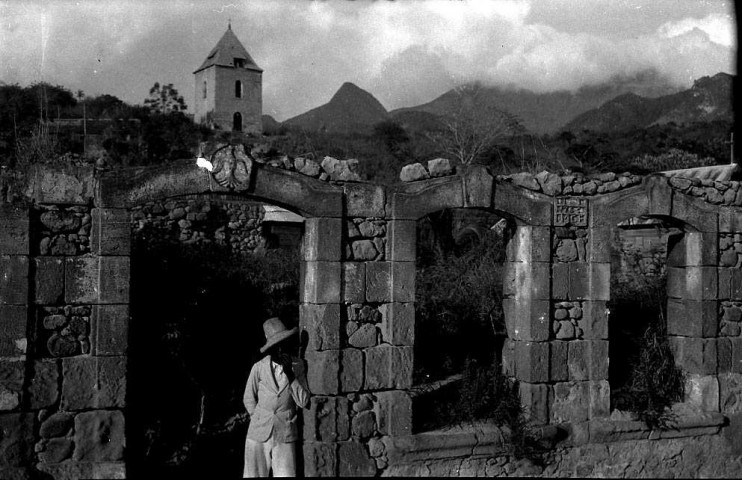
[210, 144, 254, 190]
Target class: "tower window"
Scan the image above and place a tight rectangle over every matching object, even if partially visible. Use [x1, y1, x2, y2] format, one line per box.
[233, 112, 243, 132]
[202, 80, 207, 99]
[234, 58, 246, 68]
[235, 80, 242, 98]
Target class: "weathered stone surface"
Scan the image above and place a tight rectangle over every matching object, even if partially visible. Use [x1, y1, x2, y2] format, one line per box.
[556, 239, 578, 262]
[0, 256, 28, 306]
[0, 360, 23, 411]
[568, 341, 588, 381]
[36, 461, 126, 479]
[0, 305, 27, 357]
[667, 299, 717, 338]
[536, 171, 562, 196]
[338, 441, 376, 477]
[719, 373, 742, 413]
[91, 208, 131, 256]
[519, 382, 549, 423]
[366, 262, 391, 303]
[379, 303, 414, 346]
[375, 390, 412, 436]
[27, 165, 95, 205]
[340, 348, 363, 392]
[684, 374, 719, 412]
[304, 350, 340, 395]
[73, 410, 125, 462]
[388, 176, 464, 220]
[303, 442, 337, 477]
[303, 217, 341, 262]
[427, 158, 453, 178]
[510, 172, 540, 191]
[358, 220, 385, 238]
[515, 341, 549, 383]
[305, 396, 349, 443]
[38, 438, 73, 464]
[40, 211, 81, 233]
[98, 256, 130, 304]
[35, 257, 64, 305]
[61, 357, 127, 410]
[551, 381, 589, 423]
[502, 298, 550, 342]
[0, 413, 35, 468]
[392, 262, 415, 303]
[300, 304, 341, 352]
[297, 157, 321, 177]
[40, 412, 74, 438]
[352, 240, 378, 261]
[0, 205, 30, 255]
[344, 183, 385, 218]
[29, 360, 58, 409]
[400, 163, 429, 182]
[589, 379, 610, 418]
[348, 324, 377, 348]
[550, 341, 569, 382]
[64, 257, 98, 304]
[301, 262, 341, 304]
[90, 305, 128, 356]
[341, 263, 365, 305]
[47, 334, 80, 357]
[385, 220, 416, 262]
[352, 410, 376, 439]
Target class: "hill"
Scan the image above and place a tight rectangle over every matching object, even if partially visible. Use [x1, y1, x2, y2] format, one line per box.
[282, 82, 389, 134]
[391, 70, 679, 135]
[565, 72, 733, 133]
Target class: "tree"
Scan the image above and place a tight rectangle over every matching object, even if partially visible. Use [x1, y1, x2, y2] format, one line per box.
[426, 84, 523, 165]
[144, 82, 187, 114]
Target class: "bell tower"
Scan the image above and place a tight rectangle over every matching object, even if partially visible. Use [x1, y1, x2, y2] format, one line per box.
[194, 23, 262, 134]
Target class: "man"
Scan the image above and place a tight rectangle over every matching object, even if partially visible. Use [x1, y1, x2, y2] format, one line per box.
[243, 317, 310, 477]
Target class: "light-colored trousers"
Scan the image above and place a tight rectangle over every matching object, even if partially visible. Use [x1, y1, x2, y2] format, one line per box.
[243, 437, 297, 477]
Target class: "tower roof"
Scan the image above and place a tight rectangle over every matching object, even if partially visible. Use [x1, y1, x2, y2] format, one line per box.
[194, 25, 262, 74]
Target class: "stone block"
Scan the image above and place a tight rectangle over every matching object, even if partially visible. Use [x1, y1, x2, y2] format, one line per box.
[551, 381, 589, 423]
[338, 441, 376, 477]
[685, 266, 718, 301]
[91, 208, 130, 256]
[462, 164, 494, 208]
[666, 267, 685, 298]
[684, 374, 719, 412]
[589, 380, 610, 418]
[582, 301, 609, 339]
[38, 438, 74, 464]
[64, 257, 98, 304]
[34, 257, 64, 304]
[388, 176, 464, 220]
[567, 340, 588, 381]
[303, 442, 337, 477]
[351, 410, 376, 439]
[0, 256, 28, 305]
[91, 305, 129, 356]
[341, 263, 365, 303]
[0, 205, 29, 255]
[340, 348, 363, 392]
[719, 268, 732, 299]
[719, 372, 742, 414]
[27, 164, 95, 205]
[305, 396, 349, 442]
[60, 356, 127, 410]
[504, 262, 549, 300]
[551, 263, 569, 300]
[732, 338, 742, 374]
[300, 304, 341, 352]
[519, 382, 549, 424]
[39, 412, 74, 438]
[73, 410, 125, 462]
[503, 298, 550, 342]
[703, 339, 718, 375]
[502, 338, 515, 377]
[28, 360, 58, 409]
[719, 337, 732, 373]
[379, 303, 414, 346]
[303, 217, 342, 262]
[301, 262, 341, 304]
[391, 262, 415, 303]
[515, 341, 549, 383]
[304, 349, 340, 395]
[644, 175, 673, 216]
[365, 262, 391, 303]
[36, 461, 126, 479]
[732, 269, 742, 300]
[506, 226, 551, 263]
[589, 263, 611, 301]
[98, 256, 130, 304]
[672, 192, 718, 232]
[344, 183, 385, 217]
[385, 220, 416, 262]
[683, 232, 717, 266]
[589, 340, 609, 380]
[0, 305, 27, 357]
[364, 344, 412, 390]
[493, 181, 551, 226]
[0, 412, 35, 467]
[669, 336, 703, 374]
[0, 360, 24, 411]
[588, 227, 612, 263]
[720, 207, 742, 232]
[667, 299, 717, 337]
[550, 341, 568, 382]
[375, 390, 412, 436]
[567, 262, 589, 300]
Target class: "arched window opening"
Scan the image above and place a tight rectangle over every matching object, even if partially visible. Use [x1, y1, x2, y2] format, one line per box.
[235, 80, 242, 98]
[233, 112, 242, 132]
[202, 80, 207, 99]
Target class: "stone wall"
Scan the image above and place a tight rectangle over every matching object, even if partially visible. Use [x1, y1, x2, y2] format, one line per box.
[2, 154, 742, 478]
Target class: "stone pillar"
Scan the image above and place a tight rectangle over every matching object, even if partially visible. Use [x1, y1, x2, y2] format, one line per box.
[0, 205, 34, 479]
[503, 225, 551, 423]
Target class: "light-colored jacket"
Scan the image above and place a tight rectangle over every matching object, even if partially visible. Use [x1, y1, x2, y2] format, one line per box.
[244, 356, 310, 443]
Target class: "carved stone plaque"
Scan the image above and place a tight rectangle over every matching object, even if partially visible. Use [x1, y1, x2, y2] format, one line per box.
[554, 197, 588, 227]
[210, 144, 254, 190]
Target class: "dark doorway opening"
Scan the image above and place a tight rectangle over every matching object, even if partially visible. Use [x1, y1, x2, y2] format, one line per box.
[233, 112, 242, 132]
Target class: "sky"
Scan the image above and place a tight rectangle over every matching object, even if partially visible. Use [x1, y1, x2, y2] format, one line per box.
[0, 0, 737, 121]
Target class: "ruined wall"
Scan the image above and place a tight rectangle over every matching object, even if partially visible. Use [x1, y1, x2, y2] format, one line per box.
[2, 153, 742, 478]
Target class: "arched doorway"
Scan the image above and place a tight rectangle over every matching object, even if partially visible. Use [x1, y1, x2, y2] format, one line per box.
[233, 112, 242, 132]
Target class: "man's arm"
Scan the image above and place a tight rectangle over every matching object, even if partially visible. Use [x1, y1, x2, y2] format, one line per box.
[243, 364, 259, 416]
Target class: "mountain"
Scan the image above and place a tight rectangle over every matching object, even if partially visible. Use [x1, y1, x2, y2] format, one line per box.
[565, 72, 734, 133]
[391, 70, 679, 135]
[282, 82, 389, 134]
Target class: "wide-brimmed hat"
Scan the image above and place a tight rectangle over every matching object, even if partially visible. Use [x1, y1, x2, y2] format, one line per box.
[260, 317, 298, 353]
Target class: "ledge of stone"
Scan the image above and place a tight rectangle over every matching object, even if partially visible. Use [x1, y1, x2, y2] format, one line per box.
[582, 412, 726, 445]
